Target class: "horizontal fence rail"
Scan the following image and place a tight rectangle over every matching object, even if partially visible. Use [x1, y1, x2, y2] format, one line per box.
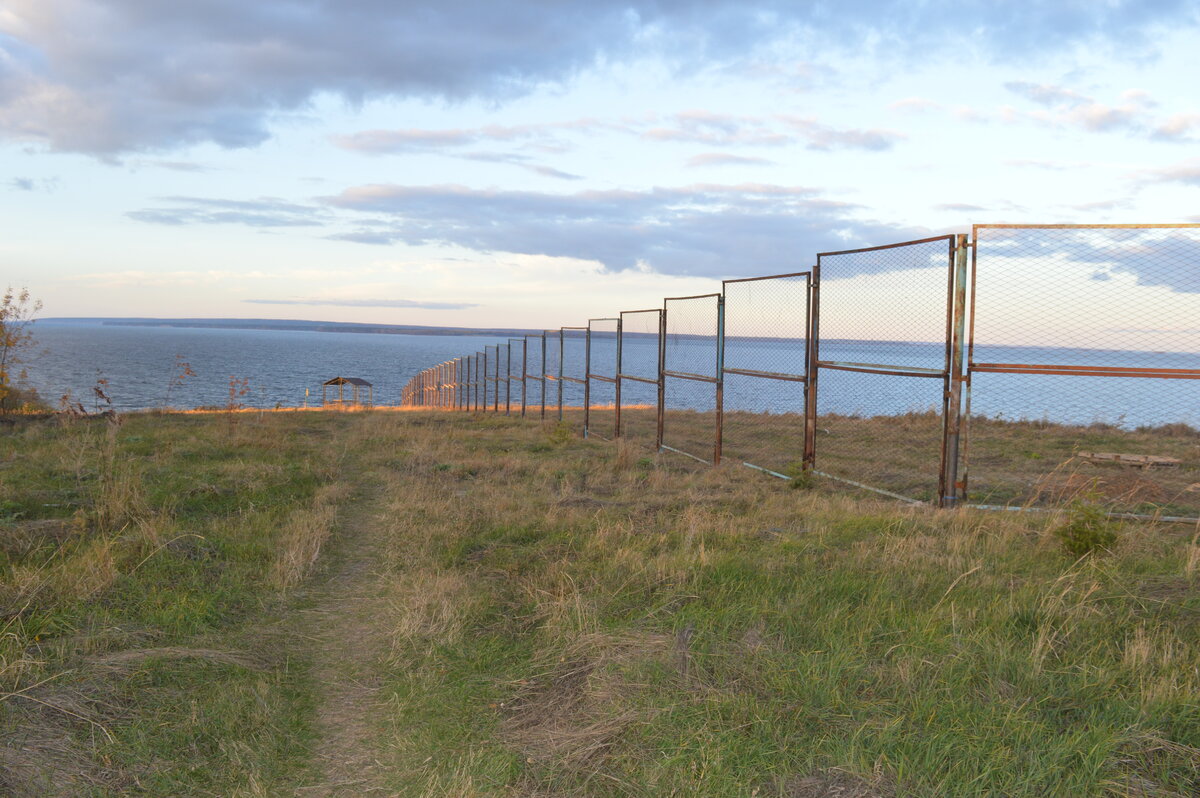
[398, 222, 1200, 523]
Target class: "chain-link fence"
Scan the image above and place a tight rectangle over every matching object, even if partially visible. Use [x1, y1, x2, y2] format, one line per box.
[967, 224, 1200, 519]
[400, 223, 1200, 522]
[811, 236, 957, 504]
[662, 294, 722, 464]
[618, 308, 662, 448]
[544, 329, 562, 419]
[561, 327, 588, 429]
[721, 273, 811, 479]
[525, 334, 545, 419]
[505, 338, 522, 416]
[586, 318, 619, 440]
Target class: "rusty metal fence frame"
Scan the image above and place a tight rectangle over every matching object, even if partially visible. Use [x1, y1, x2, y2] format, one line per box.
[661, 293, 724, 465]
[807, 235, 965, 506]
[721, 271, 812, 479]
[525, 334, 545, 419]
[964, 223, 1200, 521]
[544, 329, 563, 420]
[398, 222, 1200, 524]
[617, 308, 664, 448]
[561, 326, 587, 425]
[586, 317, 619, 440]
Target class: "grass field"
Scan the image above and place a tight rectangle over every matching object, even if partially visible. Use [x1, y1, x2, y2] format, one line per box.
[2, 409, 1199, 796]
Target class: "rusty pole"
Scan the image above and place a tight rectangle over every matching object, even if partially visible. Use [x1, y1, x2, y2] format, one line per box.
[614, 316, 623, 438]
[656, 306, 666, 451]
[714, 294, 725, 465]
[940, 233, 970, 507]
[802, 265, 819, 471]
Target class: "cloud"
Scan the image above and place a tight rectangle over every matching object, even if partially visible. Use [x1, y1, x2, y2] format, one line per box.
[332, 122, 589, 178]
[1002, 82, 1163, 134]
[777, 116, 905, 151]
[640, 111, 903, 151]
[889, 97, 941, 113]
[3, 1, 1195, 155]
[685, 153, 774, 168]
[1153, 112, 1200, 142]
[9, 175, 58, 191]
[933, 203, 987, 212]
[244, 298, 478, 310]
[321, 181, 923, 278]
[1136, 160, 1200, 187]
[127, 196, 325, 228]
[138, 160, 213, 173]
[980, 226, 1200, 294]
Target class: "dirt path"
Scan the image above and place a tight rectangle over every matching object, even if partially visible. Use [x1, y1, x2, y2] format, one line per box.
[289, 482, 396, 797]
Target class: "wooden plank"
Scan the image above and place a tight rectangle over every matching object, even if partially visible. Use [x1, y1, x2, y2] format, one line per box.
[1077, 452, 1181, 469]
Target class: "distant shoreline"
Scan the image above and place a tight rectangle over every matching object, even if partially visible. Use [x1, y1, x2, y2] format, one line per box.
[39, 317, 544, 338]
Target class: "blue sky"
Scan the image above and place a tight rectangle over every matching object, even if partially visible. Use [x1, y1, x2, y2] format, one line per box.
[2, 1, 1199, 331]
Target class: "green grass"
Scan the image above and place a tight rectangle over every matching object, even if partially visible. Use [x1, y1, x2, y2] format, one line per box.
[3, 408, 1198, 796]
[368, 411, 1200, 797]
[0, 411, 352, 796]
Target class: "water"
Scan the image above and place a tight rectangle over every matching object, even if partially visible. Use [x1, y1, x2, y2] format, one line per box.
[20, 322, 1199, 429]
[25, 322, 504, 412]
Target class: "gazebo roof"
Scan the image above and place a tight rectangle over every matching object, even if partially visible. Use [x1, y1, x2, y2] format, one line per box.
[323, 376, 372, 387]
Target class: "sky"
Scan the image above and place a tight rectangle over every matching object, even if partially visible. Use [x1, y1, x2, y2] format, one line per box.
[2, 1, 1200, 334]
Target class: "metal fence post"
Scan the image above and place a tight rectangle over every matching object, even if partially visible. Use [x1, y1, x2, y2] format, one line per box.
[557, 330, 564, 421]
[540, 334, 547, 420]
[656, 305, 666, 450]
[940, 233, 970, 507]
[520, 338, 528, 417]
[614, 316, 623, 438]
[584, 325, 592, 438]
[803, 266, 819, 471]
[715, 294, 725, 465]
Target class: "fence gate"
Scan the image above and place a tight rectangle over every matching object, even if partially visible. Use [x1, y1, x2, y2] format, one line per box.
[525, 334, 545, 419]
[721, 272, 811, 478]
[662, 293, 723, 464]
[586, 318, 619, 440]
[810, 235, 964, 504]
[618, 308, 663, 448]
[966, 224, 1200, 519]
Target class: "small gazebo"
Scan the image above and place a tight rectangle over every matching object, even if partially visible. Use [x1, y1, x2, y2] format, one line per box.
[322, 377, 373, 408]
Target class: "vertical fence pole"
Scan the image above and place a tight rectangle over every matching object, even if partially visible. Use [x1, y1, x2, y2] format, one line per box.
[715, 294, 725, 465]
[614, 316, 623, 439]
[940, 233, 970, 507]
[540, 334, 547, 420]
[584, 325, 592, 438]
[482, 350, 488, 412]
[656, 306, 666, 451]
[803, 266, 820, 471]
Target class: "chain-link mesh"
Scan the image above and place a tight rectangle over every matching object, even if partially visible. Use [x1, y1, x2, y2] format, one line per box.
[813, 236, 954, 503]
[474, 351, 483, 410]
[618, 309, 661, 448]
[487, 344, 502, 412]
[561, 327, 588, 430]
[663, 294, 721, 464]
[721, 273, 810, 477]
[525, 334, 544, 418]
[544, 330, 562, 419]
[504, 339, 522, 416]
[967, 225, 1200, 517]
[586, 319, 619, 440]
